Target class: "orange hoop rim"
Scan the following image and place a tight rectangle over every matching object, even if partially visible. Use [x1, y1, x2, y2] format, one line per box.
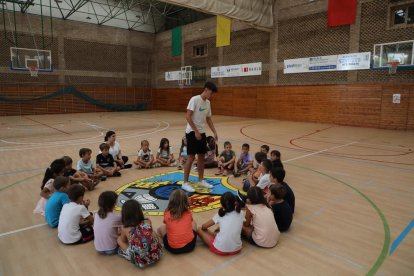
[28, 65, 39, 71]
[386, 61, 400, 67]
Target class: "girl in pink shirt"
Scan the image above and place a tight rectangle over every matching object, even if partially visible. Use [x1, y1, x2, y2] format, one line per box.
[242, 186, 280, 248]
[94, 191, 121, 255]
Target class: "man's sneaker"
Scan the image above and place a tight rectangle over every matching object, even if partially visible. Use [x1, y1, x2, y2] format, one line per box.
[182, 182, 195, 192]
[198, 180, 213, 189]
[192, 166, 198, 172]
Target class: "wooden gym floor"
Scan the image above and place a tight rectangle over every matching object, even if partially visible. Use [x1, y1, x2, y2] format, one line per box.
[0, 111, 413, 275]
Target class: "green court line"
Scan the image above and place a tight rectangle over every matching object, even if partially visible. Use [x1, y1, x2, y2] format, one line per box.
[289, 164, 390, 276]
[0, 173, 42, 192]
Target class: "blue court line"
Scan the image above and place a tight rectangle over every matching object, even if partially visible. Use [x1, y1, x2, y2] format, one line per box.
[389, 219, 414, 255]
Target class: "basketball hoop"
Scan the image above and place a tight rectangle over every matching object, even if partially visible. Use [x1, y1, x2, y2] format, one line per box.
[386, 61, 400, 75]
[28, 65, 39, 77]
[177, 66, 192, 88]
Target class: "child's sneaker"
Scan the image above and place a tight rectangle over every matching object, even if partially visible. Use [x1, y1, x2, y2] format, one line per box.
[198, 180, 213, 189]
[124, 164, 132, 169]
[192, 166, 198, 172]
[182, 182, 195, 192]
[113, 171, 121, 177]
[177, 164, 183, 170]
[100, 176, 107, 181]
[118, 248, 130, 261]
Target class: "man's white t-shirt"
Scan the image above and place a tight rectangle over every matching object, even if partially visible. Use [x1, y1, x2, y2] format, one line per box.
[58, 202, 90, 244]
[212, 210, 244, 252]
[185, 95, 212, 134]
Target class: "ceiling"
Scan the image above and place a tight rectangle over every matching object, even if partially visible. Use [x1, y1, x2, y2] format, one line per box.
[0, 0, 212, 33]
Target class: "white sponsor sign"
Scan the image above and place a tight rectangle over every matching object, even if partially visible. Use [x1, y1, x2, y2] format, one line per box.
[165, 71, 181, 81]
[337, 52, 371, 70]
[211, 62, 262, 78]
[284, 52, 371, 74]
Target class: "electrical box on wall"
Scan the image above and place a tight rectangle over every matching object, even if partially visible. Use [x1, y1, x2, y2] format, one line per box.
[393, 94, 401, 104]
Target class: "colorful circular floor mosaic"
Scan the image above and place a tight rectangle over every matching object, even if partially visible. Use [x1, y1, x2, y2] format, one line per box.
[115, 171, 239, 215]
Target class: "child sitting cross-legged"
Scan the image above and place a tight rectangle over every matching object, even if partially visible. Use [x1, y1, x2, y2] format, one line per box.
[58, 184, 94, 245]
[197, 192, 244, 255]
[155, 138, 176, 167]
[94, 191, 122, 255]
[215, 141, 236, 176]
[96, 143, 122, 177]
[45, 175, 71, 228]
[117, 200, 163, 268]
[236, 143, 254, 175]
[77, 147, 102, 190]
[134, 140, 155, 169]
[34, 159, 66, 216]
[268, 184, 292, 232]
[157, 189, 197, 254]
[242, 186, 279, 248]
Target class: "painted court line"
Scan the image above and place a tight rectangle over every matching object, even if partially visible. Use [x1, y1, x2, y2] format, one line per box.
[389, 219, 414, 255]
[0, 223, 47, 238]
[284, 141, 356, 163]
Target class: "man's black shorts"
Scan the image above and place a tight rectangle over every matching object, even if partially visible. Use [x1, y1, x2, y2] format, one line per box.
[186, 131, 207, 155]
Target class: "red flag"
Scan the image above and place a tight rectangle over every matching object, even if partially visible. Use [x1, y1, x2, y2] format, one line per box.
[328, 0, 357, 27]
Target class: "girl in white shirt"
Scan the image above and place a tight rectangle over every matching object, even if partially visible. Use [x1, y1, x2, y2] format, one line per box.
[155, 138, 176, 167]
[197, 192, 244, 255]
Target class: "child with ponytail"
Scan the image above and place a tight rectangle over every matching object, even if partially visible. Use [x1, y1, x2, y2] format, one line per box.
[33, 159, 66, 215]
[197, 192, 244, 255]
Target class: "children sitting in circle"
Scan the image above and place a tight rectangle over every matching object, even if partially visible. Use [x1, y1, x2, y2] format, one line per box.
[96, 143, 122, 177]
[34, 159, 66, 216]
[155, 138, 176, 167]
[94, 191, 122, 255]
[134, 140, 155, 169]
[197, 192, 244, 255]
[117, 200, 163, 267]
[216, 141, 236, 176]
[58, 184, 94, 245]
[242, 186, 280, 248]
[77, 148, 102, 189]
[157, 189, 197, 254]
[45, 176, 71, 228]
[177, 136, 188, 170]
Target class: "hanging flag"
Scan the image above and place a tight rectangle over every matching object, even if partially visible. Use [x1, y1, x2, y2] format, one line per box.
[328, 0, 357, 27]
[216, 15, 231, 47]
[172, 26, 182, 57]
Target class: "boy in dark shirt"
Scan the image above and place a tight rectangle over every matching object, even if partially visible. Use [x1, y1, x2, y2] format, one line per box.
[270, 167, 295, 214]
[270, 150, 284, 169]
[269, 184, 292, 232]
[96, 143, 121, 177]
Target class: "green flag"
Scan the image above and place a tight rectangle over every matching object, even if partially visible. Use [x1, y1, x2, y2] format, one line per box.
[172, 26, 182, 57]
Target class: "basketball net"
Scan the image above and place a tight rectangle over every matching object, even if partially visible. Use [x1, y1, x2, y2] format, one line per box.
[386, 61, 399, 75]
[28, 65, 39, 77]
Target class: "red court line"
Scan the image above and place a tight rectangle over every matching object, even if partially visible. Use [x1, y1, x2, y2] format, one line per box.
[240, 124, 414, 166]
[289, 126, 414, 157]
[23, 116, 71, 135]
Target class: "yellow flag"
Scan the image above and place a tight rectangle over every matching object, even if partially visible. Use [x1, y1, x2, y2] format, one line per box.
[216, 15, 231, 47]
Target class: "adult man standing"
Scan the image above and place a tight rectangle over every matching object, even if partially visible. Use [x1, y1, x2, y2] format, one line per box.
[182, 82, 218, 192]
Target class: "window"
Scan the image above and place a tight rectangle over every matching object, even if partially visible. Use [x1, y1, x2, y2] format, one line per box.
[390, 3, 414, 28]
[193, 44, 208, 57]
